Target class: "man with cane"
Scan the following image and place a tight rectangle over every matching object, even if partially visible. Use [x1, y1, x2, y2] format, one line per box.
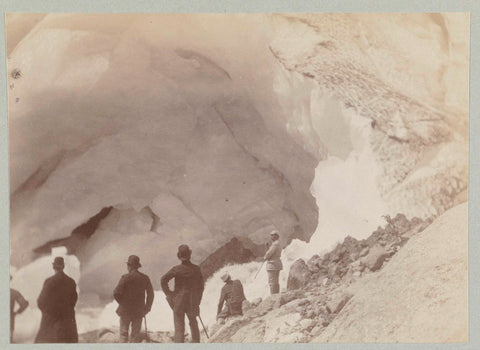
[113, 255, 154, 343]
[161, 245, 205, 343]
[263, 230, 283, 294]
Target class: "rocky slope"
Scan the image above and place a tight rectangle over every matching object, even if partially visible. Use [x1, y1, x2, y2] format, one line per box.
[205, 203, 467, 343]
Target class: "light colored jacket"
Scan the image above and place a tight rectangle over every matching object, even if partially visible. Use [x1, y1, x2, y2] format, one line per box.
[264, 240, 283, 271]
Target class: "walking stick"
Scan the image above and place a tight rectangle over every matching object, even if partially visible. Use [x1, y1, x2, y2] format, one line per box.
[144, 316, 149, 343]
[198, 315, 209, 339]
[254, 260, 265, 279]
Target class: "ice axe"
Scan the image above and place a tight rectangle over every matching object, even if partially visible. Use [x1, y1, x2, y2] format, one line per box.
[197, 314, 209, 339]
[144, 316, 149, 343]
[254, 260, 265, 279]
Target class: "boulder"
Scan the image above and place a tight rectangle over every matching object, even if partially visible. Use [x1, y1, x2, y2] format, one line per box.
[287, 259, 312, 290]
[307, 254, 322, 273]
[310, 325, 323, 336]
[326, 292, 353, 314]
[359, 247, 369, 257]
[277, 290, 306, 308]
[300, 318, 315, 330]
[244, 294, 281, 318]
[327, 264, 339, 279]
[361, 245, 392, 272]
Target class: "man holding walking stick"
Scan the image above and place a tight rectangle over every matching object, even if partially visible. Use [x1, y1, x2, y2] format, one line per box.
[264, 230, 283, 295]
[161, 245, 205, 343]
[113, 255, 154, 343]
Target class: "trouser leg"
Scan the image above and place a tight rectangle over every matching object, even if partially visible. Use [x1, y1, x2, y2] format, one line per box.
[10, 315, 14, 343]
[119, 315, 130, 343]
[173, 309, 185, 343]
[217, 305, 229, 323]
[130, 316, 143, 343]
[187, 312, 200, 343]
[267, 270, 280, 295]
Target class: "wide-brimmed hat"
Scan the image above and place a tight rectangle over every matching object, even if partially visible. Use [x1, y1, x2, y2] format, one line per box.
[177, 244, 192, 261]
[126, 255, 142, 268]
[220, 272, 231, 282]
[52, 256, 65, 268]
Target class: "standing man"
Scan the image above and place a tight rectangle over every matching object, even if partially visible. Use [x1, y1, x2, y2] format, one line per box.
[161, 245, 204, 343]
[10, 275, 29, 343]
[264, 230, 283, 295]
[35, 257, 78, 343]
[113, 255, 154, 343]
[216, 272, 246, 324]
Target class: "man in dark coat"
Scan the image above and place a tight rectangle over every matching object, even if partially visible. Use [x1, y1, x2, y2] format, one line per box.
[216, 272, 246, 324]
[35, 257, 78, 343]
[161, 245, 204, 343]
[10, 275, 29, 342]
[113, 255, 154, 343]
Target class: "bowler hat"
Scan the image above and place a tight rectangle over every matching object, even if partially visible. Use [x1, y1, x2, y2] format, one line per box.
[177, 244, 192, 260]
[52, 256, 65, 268]
[126, 255, 142, 268]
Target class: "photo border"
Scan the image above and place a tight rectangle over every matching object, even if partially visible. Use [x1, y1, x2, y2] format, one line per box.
[0, 1, 478, 349]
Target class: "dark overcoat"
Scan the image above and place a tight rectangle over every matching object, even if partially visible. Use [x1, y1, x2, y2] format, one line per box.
[113, 270, 154, 318]
[161, 261, 204, 313]
[35, 272, 78, 343]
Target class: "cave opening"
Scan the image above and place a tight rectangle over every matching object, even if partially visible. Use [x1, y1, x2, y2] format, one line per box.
[32, 206, 113, 258]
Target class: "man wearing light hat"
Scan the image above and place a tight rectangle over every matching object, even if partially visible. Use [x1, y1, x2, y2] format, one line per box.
[161, 244, 204, 343]
[113, 255, 154, 343]
[264, 230, 283, 294]
[35, 257, 78, 343]
[216, 272, 246, 324]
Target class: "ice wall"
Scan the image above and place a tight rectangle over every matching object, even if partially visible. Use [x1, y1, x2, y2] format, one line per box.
[8, 14, 319, 296]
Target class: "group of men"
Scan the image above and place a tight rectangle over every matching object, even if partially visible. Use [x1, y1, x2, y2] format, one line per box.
[10, 230, 283, 343]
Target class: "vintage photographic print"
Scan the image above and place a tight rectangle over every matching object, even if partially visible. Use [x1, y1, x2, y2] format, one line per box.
[7, 13, 469, 343]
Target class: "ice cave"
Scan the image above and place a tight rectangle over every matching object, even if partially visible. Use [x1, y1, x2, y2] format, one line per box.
[7, 13, 468, 343]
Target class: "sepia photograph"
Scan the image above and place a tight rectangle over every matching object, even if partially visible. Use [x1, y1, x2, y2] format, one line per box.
[6, 12, 469, 344]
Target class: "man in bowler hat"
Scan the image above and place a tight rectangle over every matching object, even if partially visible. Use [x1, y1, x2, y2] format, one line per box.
[161, 245, 204, 343]
[113, 255, 154, 343]
[35, 257, 78, 343]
